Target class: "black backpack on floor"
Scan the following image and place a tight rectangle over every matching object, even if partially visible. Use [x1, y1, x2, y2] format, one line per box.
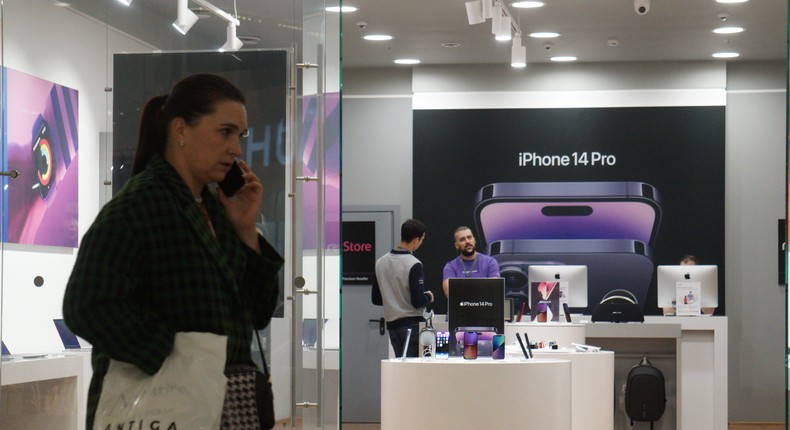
[625, 356, 666, 429]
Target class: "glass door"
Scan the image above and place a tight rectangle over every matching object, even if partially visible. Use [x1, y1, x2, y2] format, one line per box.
[0, 1, 341, 429]
[289, 3, 341, 428]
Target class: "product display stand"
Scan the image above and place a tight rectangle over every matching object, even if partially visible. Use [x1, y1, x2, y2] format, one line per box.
[1, 354, 84, 430]
[381, 357, 571, 430]
[507, 347, 615, 430]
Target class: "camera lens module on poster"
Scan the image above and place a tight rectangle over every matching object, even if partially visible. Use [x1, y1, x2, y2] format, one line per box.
[31, 116, 55, 199]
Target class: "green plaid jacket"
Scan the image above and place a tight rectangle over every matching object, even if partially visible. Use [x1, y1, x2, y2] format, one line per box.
[63, 155, 283, 428]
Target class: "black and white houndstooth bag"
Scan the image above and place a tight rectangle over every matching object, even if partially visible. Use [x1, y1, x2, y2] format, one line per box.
[220, 331, 275, 430]
[221, 365, 273, 429]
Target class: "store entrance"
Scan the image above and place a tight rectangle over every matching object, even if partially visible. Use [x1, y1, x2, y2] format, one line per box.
[341, 208, 396, 424]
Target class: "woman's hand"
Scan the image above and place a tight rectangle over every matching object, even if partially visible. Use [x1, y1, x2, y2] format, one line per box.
[218, 159, 262, 252]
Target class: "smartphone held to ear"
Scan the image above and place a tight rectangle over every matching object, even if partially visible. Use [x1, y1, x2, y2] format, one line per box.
[218, 160, 245, 197]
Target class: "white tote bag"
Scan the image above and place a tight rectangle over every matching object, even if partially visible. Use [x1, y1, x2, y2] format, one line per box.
[93, 332, 228, 430]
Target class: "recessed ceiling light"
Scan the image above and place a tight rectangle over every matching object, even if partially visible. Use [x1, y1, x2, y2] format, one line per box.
[442, 42, 461, 48]
[712, 52, 740, 58]
[364, 34, 393, 41]
[715, 0, 748, 3]
[53, 1, 72, 6]
[326, 6, 357, 12]
[116, 0, 133, 5]
[511, 1, 545, 8]
[551, 56, 578, 62]
[530, 32, 560, 39]
[713, 26, 744, 34]
[394, 58, 421, 65]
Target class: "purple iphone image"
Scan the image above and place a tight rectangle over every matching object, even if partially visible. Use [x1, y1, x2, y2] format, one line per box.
[473, 181, 662, 248]
[492, 334, 505, 360]
[463, 331, 478, 360]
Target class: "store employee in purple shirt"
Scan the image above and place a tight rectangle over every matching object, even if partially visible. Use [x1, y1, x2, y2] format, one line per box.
[442, 226, 500, 297]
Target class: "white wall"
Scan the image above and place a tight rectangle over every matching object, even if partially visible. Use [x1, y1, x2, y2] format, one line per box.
[1, 1, 152, 352]
[342, 61, 787, 422]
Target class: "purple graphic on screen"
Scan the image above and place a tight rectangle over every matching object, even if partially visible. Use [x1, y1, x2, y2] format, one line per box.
[301, 92, 340, 250]
[479, 202, 656, 245]
[4, 68, 79, 247]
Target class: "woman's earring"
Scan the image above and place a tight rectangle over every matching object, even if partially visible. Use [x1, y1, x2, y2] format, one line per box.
[179, 140, 185, 147]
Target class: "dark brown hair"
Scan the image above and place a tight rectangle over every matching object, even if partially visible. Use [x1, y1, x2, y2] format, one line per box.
[131, 74, 246, 175]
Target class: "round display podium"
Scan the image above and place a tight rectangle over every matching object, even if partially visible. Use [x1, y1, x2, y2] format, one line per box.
[381, 357, 571, 430]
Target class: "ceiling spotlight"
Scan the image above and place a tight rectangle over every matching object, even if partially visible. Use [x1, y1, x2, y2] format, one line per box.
[466, 1, 485, 25]
[173, 0, 199, 35]
[551, 56, 578, 62]
[363, 34, 393, 41]
[511, 34, 526, 68]
[511, 1, 545, 8]
[325, 5, 358, 12]
[482, 0, 494, 19]
[712, 52, 740, 58]
[715, 0, 748, 3]
[394, 58, 421, 65]
[530, 32, 560, 38]
[491, 2, 503, 36]
[116, 0, 133, 5]
[496, 15, 512, 41]
[713, 26, 744, 34]
[220, 22, 243, 51]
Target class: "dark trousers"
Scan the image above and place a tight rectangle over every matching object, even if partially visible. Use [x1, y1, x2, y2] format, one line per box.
[388, 322, 420, 357]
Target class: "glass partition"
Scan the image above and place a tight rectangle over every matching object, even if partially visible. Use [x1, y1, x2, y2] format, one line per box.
[0, 1, 340, 429]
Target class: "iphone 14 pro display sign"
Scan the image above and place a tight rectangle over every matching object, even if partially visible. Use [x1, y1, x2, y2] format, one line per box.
[474, 182, 661, 314]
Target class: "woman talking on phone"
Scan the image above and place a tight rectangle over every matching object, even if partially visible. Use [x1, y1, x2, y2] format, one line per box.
[63, 74, 283, 429]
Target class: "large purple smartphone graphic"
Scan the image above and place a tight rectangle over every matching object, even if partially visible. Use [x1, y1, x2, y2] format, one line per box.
[474, 182, 661, 248]
[474, 182, 661, 312]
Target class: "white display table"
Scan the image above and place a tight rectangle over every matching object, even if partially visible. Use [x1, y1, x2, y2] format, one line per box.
[1, 354, 85, 430]
[381, 357, 571, 430]
[582, 315, 728, 430]
[505, 347, 614, 430]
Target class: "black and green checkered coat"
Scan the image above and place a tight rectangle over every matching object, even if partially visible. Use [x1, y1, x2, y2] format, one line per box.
[63, 155, 283, 429]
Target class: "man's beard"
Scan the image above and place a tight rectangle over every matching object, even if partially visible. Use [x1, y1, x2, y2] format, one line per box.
[460, 247, 476, 257]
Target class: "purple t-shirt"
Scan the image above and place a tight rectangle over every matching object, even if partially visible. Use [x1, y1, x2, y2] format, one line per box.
[443, 253, 500, 280]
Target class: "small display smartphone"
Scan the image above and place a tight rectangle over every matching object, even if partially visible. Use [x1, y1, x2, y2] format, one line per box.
[436, 331, 450, 360]
[492, 334, 505, 360]
[463, 331, 478, 360]
[218, 160, 245, 197]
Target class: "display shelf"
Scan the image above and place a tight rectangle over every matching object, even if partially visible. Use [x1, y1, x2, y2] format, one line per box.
[581, 316, 728, 430]
[1, 354, 85, 430]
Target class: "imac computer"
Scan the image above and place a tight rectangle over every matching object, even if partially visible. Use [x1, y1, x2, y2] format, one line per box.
[527, 265, 588, 308]
[656, 265, 718, 308]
